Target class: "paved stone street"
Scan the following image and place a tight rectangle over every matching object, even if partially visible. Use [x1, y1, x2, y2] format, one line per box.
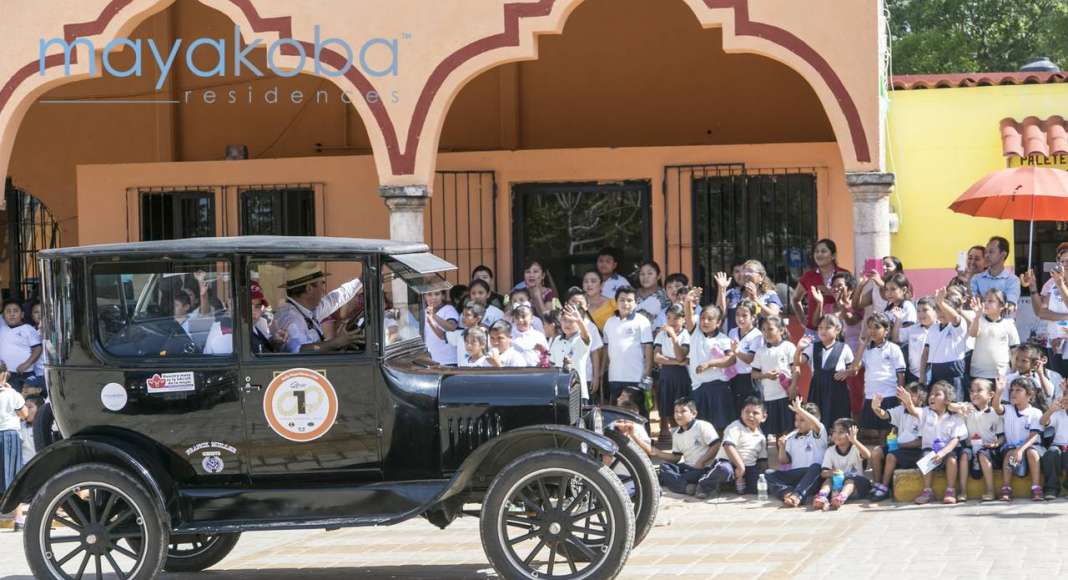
[3, 493, 1067, 579]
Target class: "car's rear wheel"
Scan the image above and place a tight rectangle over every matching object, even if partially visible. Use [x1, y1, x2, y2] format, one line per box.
[24, 463, 168, 580]
[604, 429, 660, 546]
[480, 449, 634, 580]
[32, 402, 62, 451]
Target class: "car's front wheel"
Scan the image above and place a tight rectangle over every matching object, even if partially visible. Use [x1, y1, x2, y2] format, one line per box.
[24, 463, 169, 580]
[480, 449, 635, 580]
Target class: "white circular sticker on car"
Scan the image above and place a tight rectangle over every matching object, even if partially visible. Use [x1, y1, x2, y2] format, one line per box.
[100, 383, 128, 411]
[201, 455, 225, 474]
[263, 368, 338, 442]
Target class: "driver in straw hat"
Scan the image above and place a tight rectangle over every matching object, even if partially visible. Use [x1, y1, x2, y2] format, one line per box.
[272, 262, 363, 353]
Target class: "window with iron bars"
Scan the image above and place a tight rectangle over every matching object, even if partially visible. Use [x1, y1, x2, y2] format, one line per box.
[140, 189, 215, 242]
[687, 167, 818, 301]
[240, 187, 316, 236]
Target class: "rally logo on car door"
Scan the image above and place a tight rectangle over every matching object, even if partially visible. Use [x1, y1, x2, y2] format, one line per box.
[263, 368, 339, 442]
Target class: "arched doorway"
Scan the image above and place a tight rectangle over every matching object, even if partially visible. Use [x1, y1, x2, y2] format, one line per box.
[3, 178, 60, 301]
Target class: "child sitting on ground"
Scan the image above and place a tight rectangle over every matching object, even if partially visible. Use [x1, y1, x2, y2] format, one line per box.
[993, 377, 1045, 502]
[813, 419, 872, 510]
[867, 383, 925, 501]
[766, 398, 827, 507]
[1040, 394, 1068, 500]
[898, 381, 967, 504]
[696, 397, 768, 499]
[619, 397, 720, 496]
[957, 378, 1004, 502]
[487, 320, 529, 367]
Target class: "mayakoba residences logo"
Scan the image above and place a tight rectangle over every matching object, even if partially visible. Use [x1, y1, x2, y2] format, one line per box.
[39, 25, 402, 105]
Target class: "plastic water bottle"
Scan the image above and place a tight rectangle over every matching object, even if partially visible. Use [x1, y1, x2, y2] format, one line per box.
[886, 431, 898, 452]
[831, 469, 845, 492]
[757, 474, 768, 501]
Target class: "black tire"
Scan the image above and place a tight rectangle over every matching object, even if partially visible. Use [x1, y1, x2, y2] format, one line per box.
[604, 429, 660, 546]
[480, 449, 635, 580]
[162, 533, 241, 572]
[33, 402, 62, 451]
[24, 462, 169, 580]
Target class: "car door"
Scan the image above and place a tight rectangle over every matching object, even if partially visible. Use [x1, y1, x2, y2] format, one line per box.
[238, 256, 382, 483]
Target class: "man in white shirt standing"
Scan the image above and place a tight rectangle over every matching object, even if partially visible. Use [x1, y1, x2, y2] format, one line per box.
[272, 263, 363, 353]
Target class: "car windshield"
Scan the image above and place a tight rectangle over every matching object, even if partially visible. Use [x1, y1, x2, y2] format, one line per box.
[381, 260, 450, 349]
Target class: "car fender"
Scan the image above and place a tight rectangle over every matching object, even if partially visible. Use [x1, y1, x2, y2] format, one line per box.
[438, 424, 618, 501]
[0, 437, 173, 523]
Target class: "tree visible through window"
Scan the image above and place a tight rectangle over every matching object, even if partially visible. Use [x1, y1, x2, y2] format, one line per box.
[140, 190, 215, 241]
[241, 188, 315, 236]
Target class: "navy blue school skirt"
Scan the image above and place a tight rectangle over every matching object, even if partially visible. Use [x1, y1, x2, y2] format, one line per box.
[656, 365, 691, 424]
[860, 396, 899, 430]
[763, 397, 795, 437]
[693, 380, 734, 434]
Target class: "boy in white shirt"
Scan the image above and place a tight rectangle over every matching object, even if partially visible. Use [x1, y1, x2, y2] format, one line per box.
[510, 305, 549, 366]
[424, 292, 460, 365]
[896, 297, 935, 385]
[603, 287, 653, 408]
[487, 320, 529, 368]
[0, 301, 42, 395]
[921, 289, 969, 401]
[766, 398, 828, 507]
[1040, 394, 1068, 499]
[548, 305, 592, 401]
[441, 303, 485, 366]
[867, 383, 925, 500]
[696, 397, 768, 499]
[619, 397, 720, 496]
[813, 418, 872, 510]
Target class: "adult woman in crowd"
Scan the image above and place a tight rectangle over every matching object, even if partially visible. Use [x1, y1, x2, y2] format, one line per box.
[582, 270, 617, 330]
[791, 239, 849, 335]
[635, 261, 670, 329]
[721, 259, 783, 331]
[514, 259, 559, 317]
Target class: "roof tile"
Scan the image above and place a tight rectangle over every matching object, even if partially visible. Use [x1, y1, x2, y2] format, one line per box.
[892, 71, 1068, 91]
[1000, 116, 1068, 158]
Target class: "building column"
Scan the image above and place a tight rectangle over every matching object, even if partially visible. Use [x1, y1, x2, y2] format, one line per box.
[379, 184, 429, 242]
[846, 172, 895, 273]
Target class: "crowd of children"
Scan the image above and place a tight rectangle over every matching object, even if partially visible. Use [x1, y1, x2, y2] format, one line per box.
[0, 298, 45, 530]
[429, 238, 1068, 509]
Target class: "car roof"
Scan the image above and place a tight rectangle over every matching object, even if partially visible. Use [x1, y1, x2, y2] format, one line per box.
[39, 236, 430, 259]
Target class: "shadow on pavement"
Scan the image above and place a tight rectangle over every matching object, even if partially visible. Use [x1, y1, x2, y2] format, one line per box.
[157, 564, 497, 579]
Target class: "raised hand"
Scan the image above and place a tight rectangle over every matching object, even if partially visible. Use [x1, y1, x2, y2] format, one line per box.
[848, 425, 860, 443]
[872, 393, 883, 410]
[1020, 269, 1035, 289]
[968, 296, 981, 312]
[895, 386, 908, 403]
[811, 287, 824, 305]
[743, 281, 759, 299]
[797, 335, 813, 351]
[687, 287, 704, 305]
[714, 272, 730, 289]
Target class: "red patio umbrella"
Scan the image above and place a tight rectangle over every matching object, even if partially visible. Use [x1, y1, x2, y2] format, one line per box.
[949, 165, 1068, 267]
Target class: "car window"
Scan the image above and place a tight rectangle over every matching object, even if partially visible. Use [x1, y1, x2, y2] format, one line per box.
[381, 261, 434, 348]
[249, 260, 366, 355]
[92, 260, 233, 359]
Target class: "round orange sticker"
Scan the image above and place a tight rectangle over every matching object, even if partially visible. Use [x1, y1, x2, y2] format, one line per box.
[263, 368, 339, 442]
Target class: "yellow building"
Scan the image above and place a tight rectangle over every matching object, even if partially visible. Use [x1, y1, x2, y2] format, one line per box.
[887, 71, 1068, 297]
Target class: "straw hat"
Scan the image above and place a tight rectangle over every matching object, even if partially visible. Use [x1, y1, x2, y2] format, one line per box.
[278, 262, 331, 290]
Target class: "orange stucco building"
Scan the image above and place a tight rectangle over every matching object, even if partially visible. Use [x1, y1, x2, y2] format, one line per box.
[0, 0, 893, 296]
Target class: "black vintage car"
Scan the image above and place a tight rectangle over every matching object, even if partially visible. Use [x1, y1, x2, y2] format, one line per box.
[1, 237, 658, 580]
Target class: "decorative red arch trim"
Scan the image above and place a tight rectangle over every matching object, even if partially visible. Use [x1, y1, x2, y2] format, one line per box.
[0, 0, 871, 177]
